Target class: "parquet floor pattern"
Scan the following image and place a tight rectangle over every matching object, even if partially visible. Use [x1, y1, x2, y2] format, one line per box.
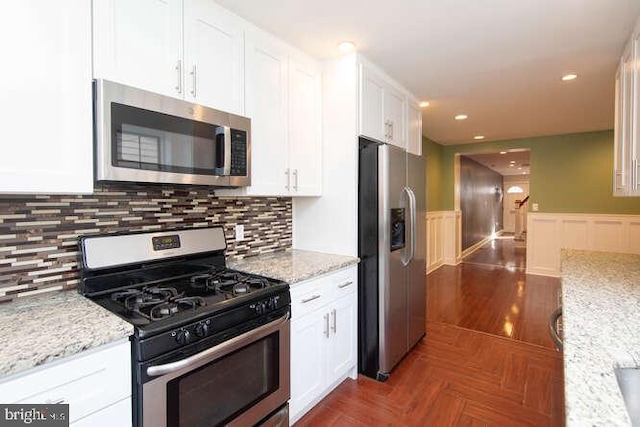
[295, 238, 565, 426]
[295, 322, 564, 426]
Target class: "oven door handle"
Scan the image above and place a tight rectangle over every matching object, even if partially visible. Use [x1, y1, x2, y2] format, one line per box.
[146, 311, 290, 377]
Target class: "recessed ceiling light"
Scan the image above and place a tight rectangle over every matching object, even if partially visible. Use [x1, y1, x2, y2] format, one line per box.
[500, 151, 507, 155]
[562, 74, 578, 81]
[419, 101, 430, 108]
[337, 41, 356, 53]
[509, 164, 514, 167]
[518, 167, 522, 170]
[510, 160, 516, 163]
[474, 135, 485, 140]
[522, 172, 527, 175]
[455, 114, 468, 120]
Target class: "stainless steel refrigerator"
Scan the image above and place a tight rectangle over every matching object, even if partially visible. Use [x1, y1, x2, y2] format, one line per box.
[358, 137, 426, 381]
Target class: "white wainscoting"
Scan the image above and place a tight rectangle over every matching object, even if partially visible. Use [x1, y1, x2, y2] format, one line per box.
[426, 211, 444, 273]
[426, 210, 461, 274]
[526, 212, 640, 276]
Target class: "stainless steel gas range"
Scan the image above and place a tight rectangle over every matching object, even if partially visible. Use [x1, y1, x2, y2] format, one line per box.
[78, 226, 290, 427]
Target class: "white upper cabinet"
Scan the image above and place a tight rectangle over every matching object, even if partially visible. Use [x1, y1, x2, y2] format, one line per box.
[358, 57, 419, 151]
[359, 65, 386, 142]
[385, 84, 407, 149]
[223, 26, 322, 197]
[184, 0, 244, 114]
[92, 0, 183, 99]
[614, 17, 640, 197]
[0, 1, 93, 194]
[288, 53, 322, 196]
[244, 27, 290, 196]
[93, 0, 244, 114]
[407, 98, 423, 156]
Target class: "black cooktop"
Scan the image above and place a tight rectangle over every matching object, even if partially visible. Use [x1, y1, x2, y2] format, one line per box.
[87, 265, 288, 335]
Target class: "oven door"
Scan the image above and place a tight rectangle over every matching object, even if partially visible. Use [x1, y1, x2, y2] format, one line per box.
[141, 312, 290, 427]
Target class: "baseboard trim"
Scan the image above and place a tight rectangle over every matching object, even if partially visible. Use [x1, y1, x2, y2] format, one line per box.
[461, 235, 492, 259]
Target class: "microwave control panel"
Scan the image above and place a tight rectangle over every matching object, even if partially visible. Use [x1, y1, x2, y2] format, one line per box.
[230, 129, 248, 177]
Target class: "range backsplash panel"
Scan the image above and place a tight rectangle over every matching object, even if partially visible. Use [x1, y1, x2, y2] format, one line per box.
[0, 185, 292, 302]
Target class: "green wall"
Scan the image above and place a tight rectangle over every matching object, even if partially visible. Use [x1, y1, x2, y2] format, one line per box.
[423, 136, 444, 212]
[438, 130, 640, 214]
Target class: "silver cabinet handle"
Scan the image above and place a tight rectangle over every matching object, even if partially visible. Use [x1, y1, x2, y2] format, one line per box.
[614, 170, 624, 190]
[389, 121, 394, 141]
[301, 294, 320, 304]
[384, 120, 391, 140]
[338, 280, 353, 289]
[175, 60, 182, 94]
[285, 168, 290, 191]
[293, 169, 299, 191]
[189, 64, 197, 97]
[331, 309, 337, 334]
[324, 313, 330, 338]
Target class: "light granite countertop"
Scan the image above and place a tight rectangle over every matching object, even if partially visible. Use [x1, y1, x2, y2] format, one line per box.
[228, 249, 359, 285]
[561, 249, 640, 426]
[0, 291, 133, 379]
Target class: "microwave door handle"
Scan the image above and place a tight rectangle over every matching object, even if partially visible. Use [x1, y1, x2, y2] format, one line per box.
[147, 311, 290, 377]
[223, 126, 231, 175]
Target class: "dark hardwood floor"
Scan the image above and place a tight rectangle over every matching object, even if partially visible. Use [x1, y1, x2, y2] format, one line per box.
[295, 237, 565, 426]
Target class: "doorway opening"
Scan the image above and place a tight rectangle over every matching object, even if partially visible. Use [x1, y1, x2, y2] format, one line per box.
[456, 149, 530, 266]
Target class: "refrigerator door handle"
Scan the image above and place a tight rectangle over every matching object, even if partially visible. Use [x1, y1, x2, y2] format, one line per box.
[400, 187, 414, 266]
[406, 187, 417, 264]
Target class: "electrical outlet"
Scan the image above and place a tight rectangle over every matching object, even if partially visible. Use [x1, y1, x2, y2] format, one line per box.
[532, 203, 539, 212]
[235, 224, 244, 241]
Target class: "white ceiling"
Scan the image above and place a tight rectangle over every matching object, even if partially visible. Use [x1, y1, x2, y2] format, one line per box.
[464, 150, 530, 176]
[215, 0, 640, 145]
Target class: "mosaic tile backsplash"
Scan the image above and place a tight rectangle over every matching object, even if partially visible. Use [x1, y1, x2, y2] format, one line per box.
[0, 184, 292, 302]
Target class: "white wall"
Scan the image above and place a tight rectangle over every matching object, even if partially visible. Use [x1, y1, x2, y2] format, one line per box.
[426, 210, 461, 274]
[292, 54, 358, 256]
[526, 212, 640, 276]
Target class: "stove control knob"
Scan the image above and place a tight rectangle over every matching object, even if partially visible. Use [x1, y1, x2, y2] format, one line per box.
[255, 302, 266, 315]
[194, 322, 209, 338]
[175, 329, 191, 345]
[267, 297, 276, 310]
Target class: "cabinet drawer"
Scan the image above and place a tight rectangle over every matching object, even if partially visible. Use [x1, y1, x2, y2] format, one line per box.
[0, 340, 131, 424]
[72, 397, 131, 427]
[330, 266, 357, 299]
[290, 266, 358, 318]
[291, 275, 330, 319]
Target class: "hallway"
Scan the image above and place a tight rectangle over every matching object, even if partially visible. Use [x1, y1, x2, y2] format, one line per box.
[296, 238, 564, 426]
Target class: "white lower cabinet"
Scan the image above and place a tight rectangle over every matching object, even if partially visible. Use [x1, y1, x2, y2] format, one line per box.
[0, 340, 132, 426]
[71, 398, 131, 427]
[290, 266, 357, 423]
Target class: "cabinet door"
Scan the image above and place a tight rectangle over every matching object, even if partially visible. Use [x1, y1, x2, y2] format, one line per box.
[0, 1, 93, 194]
[631, 29, 640, 196]
[326, 294, 357, 386]
[290, 310, 327, 420]
[289, 54, 322, 196]
[385, 85, 407, 149]
[359, 64, 386, 142]
[93, 0, 183, 98]
[407, 98, 423, 155]
[614, 66, 628, 195]
[71, 398, 131, 427]
[184, 0, 244, 114]
[244, 28, 290, 196]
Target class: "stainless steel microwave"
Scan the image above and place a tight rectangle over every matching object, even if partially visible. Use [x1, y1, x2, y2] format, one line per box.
[93, 79, 250, 187]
